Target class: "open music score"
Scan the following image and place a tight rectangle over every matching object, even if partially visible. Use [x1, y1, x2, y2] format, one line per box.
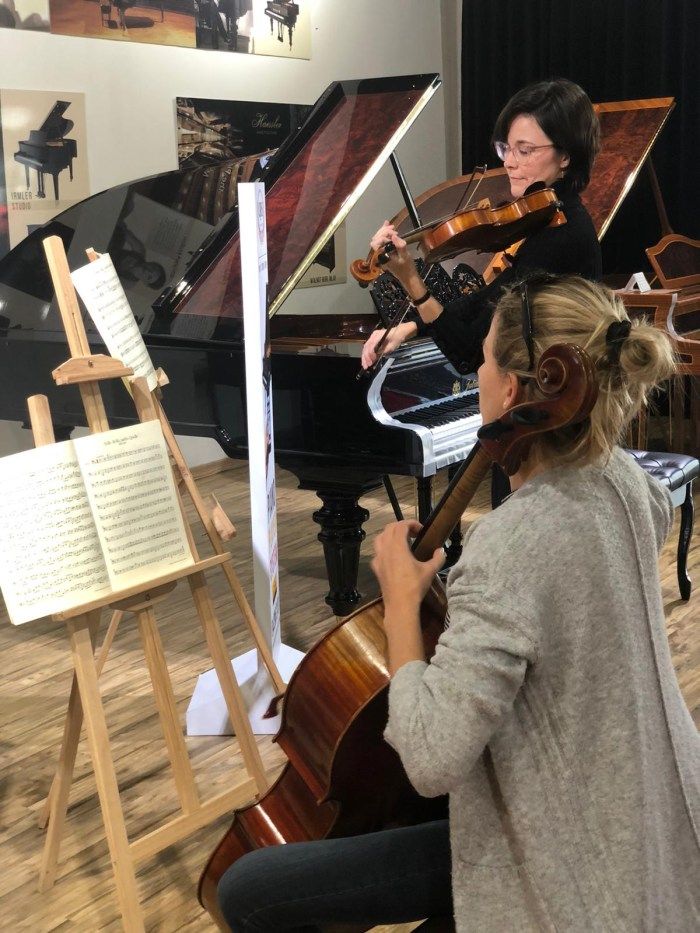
[0, 420, 193, 625]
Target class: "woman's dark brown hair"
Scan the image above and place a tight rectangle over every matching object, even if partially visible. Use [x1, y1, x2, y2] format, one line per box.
[492, 78, 601, 192]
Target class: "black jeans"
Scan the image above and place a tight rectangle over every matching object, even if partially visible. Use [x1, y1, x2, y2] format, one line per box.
[217, 819, 453, 932]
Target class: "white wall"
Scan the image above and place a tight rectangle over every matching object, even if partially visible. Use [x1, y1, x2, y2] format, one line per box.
[0, 0, 453, 461]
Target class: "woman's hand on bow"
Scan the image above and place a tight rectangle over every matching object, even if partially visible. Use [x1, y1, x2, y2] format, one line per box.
[361, 321, 418, 370]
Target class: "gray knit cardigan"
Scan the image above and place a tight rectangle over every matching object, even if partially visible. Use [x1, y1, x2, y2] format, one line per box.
[385, 447, 700, 931]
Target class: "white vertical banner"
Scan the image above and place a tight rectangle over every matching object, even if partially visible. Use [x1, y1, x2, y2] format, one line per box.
[239, 181, 281, 652]
[186, 181, 303, 736]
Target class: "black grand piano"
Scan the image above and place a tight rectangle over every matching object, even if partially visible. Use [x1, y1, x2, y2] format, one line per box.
[264, 0, 298, 48]
[0, 76, 675, 615]
[13, 100, 78, 201]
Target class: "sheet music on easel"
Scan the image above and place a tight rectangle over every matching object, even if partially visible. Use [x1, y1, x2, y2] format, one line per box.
[0, 421, 193, 626]
[71, 253, 158, 391]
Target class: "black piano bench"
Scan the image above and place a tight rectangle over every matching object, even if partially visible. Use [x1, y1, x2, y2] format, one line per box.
[626, 449, 700, 600]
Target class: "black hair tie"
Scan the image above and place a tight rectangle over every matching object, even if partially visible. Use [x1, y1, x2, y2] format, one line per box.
[606, 319, 631, 366]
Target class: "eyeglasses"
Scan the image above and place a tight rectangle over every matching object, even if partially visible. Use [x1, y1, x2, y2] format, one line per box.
[494, 140, 556, 164]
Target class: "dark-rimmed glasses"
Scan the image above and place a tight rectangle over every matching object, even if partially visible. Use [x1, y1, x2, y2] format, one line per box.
[494, 141, 555, 164]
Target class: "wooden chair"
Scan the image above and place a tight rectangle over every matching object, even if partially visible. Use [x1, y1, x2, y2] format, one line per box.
[646, 233, 700, 294]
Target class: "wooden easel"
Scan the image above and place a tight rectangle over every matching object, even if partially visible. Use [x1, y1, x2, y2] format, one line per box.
[30, 236, 281, 931]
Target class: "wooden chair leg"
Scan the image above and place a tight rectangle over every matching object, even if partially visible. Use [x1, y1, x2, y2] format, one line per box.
[678, 481, 694, 601]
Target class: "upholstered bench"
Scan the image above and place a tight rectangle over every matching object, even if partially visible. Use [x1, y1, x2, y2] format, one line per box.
[626, 450, 699, 600]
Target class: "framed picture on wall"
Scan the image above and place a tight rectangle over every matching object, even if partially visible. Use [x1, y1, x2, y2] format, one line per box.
[49, 0, 196, 47]
[0, 0, 50, 30]
[251, 0, 310, 60]
[0, 89, 89, 257]
[194, 0, 252, 52]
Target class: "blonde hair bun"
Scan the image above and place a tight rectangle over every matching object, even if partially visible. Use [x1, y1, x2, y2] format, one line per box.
[492, 276, 677, 465]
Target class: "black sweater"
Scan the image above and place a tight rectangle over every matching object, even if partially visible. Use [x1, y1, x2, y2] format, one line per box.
[419, 179, 602, 374]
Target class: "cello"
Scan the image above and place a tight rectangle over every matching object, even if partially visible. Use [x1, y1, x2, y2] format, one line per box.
[199, 343, 598, 930]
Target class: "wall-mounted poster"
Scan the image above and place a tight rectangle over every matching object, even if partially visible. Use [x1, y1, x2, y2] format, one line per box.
[177, 97, 311, 170]
[195, 0, 252, 52]
[176, 96, 346, 288]
[0, 90, 89, 258]
[49, 0, 195, 46]
[0, 0, 49, 29]
[251, 0, 310, 60]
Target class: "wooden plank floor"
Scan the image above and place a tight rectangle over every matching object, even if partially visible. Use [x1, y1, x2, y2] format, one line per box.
[0, 461, 698, 931]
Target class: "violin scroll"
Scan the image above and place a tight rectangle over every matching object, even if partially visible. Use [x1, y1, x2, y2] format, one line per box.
[478, 343, 598, 476]
[349, 255, 383, 288]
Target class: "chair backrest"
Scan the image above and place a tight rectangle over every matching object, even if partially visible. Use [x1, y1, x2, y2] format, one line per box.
[646, 233, 700, 290]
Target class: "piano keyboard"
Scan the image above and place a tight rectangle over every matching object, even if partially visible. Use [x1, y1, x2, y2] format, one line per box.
[367, 341, 482, 476]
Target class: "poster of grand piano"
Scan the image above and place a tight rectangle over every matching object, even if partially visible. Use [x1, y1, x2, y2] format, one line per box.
[0, 89, 89, 257]
[251, 0, 309, 59]
[176, 95, 345, 287]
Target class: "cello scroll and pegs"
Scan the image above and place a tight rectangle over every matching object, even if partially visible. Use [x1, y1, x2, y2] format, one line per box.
[477, 343, 598, 476]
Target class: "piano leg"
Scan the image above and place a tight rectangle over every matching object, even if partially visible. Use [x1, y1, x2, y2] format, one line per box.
[52, 173, 59, 201]
[311, 486, 373, 616]
[416, 477, 433, 523]
[24, 165, 30, 189]
[280, 472, 381, 617]
[37, 172, 46, 198]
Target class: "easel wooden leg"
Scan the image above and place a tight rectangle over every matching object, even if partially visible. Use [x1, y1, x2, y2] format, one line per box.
[38, 610, 100, 887]
[188, 571, 268, 793]
[135, 605, 200, 813]
[65, 613, 145, 932]
[39, 609, 123, 830]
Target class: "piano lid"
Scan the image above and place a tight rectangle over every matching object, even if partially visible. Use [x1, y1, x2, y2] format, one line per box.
[36, 100, 73, 135]
[161, 73, 441, 319]
[0, 74, 440, 342]
[583, 97, 675, 240]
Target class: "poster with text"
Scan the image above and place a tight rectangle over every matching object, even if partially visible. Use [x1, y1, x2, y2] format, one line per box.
[0, 89, 89, 256]
[49, 0, 195, 47]
[251, 0, 309, 60]
[0, 0, 49, 29]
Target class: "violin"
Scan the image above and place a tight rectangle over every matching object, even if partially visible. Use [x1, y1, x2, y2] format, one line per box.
[350, 186, 566, 286]
[198, 343, 597, 931]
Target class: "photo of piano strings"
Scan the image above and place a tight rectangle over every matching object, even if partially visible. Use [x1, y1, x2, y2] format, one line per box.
[0, 89, 88, 260]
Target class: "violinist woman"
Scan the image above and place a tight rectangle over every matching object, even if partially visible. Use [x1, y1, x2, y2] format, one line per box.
[360, 77, 602, 377]
[217, 275, 700, 931]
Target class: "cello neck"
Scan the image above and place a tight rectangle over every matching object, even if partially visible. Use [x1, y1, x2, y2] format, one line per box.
[412, 444, 491, 562]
